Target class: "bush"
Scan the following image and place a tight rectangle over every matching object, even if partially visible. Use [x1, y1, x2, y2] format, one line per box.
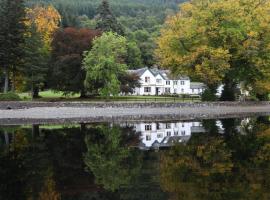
[201, 89, 217, 101]
[0, 92, 21, 101]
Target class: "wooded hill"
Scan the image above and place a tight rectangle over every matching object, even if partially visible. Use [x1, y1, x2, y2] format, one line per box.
[26, 0, 186, 27]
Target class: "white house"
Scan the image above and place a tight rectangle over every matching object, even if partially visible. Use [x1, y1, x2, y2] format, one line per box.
[128, 67, 206, 96]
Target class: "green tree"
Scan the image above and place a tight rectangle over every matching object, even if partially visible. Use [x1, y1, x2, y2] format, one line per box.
[21, 25, 48, 99]
[0, 0, 26, 93]
[126, 41, 143, 69]
[96, 0, 124, 35]
[83, 32, 128, 97]
[156, 0, 270, 100]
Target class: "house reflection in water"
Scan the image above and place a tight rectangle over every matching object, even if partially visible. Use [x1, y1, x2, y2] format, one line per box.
[128, 121, 205, 150]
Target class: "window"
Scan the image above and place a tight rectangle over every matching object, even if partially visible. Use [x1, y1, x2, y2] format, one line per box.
[165, 88, 171, 93]
[145, 77, 150, 83]
[192, 89, 194, 93]
[181, 131, 186, 136]
[181, 89, 184, 93]
[157, 123, 161, 130]
[157, 133, 163, 138]
[145, 124, 152, 131]
[181, 81, 185, 85]
[146, 135, 151, 141]
[166, 123, 171, 129]
[156, 79, 162, 84]
[182, 123, 185, 127]
[173, 81, 178, 85]
[144, 87, 151, 93]
[167, 131, 171, 136]
[174, 89, 177, 94]
[174, 131, 178, 136]
[166, 81, 170, 85]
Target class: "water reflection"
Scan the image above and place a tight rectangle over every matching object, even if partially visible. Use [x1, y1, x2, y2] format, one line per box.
[0, 117, 269, 199]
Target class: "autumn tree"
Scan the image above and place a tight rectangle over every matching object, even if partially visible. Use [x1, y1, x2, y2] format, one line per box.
[22, 5, 61, 98]
[0, 0, 26, 93]
[83, 32, 128, 97]
[50, 28, 101, 97]
[96, 0, 124, 35]
[156, 0, 270, 100]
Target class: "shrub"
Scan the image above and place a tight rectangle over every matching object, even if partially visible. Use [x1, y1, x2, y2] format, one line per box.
[201, 89, 217, 101]
[0, 92, 21, 101]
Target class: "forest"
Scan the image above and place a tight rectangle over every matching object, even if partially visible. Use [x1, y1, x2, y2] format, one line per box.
[1, 0, 270, 101]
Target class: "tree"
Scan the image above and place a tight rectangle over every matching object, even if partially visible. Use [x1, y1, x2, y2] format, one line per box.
[50, 28, 101, 97]
[25, 5, 61, 50]
[126, 41, 143, 69]
[83, 32, 128, 97]
[23, 5, 61, 98]
[119, 72, 141, 95]
[156, 0, 270, 100]
[0, 0, 26, 93]
[21, 25, 48, 99]
[95, 0, 124, 35]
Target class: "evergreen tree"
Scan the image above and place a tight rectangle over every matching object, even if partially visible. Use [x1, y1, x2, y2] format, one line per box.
[22, 25, 48, 99]
[0, 0, 26, 93]
[96, 0, 124, 35]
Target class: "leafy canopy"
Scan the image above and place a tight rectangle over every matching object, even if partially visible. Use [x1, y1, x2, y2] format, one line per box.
[83, 32, 128, 97]
[156, 0, 270, 93]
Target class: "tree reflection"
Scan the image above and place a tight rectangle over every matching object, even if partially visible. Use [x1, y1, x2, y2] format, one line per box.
[160, 118, 270, 200]
[84, 124, 142, 192]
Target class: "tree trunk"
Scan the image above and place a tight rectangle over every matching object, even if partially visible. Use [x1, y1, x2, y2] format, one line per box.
[32, 86, 40, 99]
[11, 70, 16, 92]
[80, 88, 86, 98]
[3, 66, 9, 93]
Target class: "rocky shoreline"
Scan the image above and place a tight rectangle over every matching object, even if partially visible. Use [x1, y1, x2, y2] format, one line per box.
[0, 101, 270, 125]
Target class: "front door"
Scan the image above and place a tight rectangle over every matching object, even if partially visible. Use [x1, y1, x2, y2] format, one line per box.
[156, 87, 159, 96]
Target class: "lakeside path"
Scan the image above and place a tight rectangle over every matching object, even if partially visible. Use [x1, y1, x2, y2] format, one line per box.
[0, 102, 270, 125]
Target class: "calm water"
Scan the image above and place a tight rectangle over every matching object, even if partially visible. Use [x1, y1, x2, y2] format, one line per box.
[0, 117, 270, 200]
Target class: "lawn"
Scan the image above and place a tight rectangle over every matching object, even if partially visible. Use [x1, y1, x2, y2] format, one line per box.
[17, 90, 201, 102]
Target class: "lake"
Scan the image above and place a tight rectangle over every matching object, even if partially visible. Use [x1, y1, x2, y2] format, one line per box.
[0, 116, 270, 200]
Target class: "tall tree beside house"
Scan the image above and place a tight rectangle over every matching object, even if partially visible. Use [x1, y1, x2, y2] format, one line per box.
[0, 0, 26, 93]
[83, 32, 128, 97]
[95, 0, 124, 35]
[50, 28, 101, 97]
[156, 0, 270, 101]
[126, 41, 143, 69]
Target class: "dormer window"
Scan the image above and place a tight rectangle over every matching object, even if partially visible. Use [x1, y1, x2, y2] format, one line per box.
[166, 81, 170, 85]
[173, 81, 178, 85]
[145, 77, 150, 83]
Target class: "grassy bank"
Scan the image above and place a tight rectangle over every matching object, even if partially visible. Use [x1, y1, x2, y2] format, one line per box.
[14, 90, 201, 103]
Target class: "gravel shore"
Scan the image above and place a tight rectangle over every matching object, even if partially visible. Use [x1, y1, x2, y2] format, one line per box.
[0, 102, 270, 124]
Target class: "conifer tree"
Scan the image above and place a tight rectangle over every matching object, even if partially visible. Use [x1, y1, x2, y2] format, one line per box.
[96, 0, 124, 35]
[0, 0, 26, 93]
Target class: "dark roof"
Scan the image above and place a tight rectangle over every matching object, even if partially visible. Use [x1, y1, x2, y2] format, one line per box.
[128, 67, 190, 80]
[190, 82, 206, 89]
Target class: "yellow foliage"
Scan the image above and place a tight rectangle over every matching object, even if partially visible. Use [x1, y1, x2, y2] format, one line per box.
[25, 5, 61, 49]
[156, 0, 270, 88]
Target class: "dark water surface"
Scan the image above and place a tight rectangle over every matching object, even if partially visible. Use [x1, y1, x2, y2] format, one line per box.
[0, 116, 270, 200]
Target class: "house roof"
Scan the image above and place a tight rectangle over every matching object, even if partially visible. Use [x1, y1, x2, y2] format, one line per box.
[128, 67, 190, 80]
[190, 82, 206, 89]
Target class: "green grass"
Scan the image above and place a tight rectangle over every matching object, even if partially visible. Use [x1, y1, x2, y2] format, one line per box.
[17, 90, 201, 102]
